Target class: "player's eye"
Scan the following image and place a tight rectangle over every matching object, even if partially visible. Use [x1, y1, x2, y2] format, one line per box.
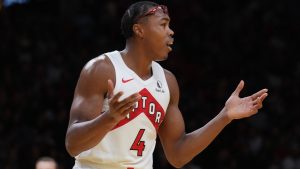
[161, 22, 167, 27]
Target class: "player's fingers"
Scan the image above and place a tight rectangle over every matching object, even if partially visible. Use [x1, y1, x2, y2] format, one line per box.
[259, 93, 268, 102]
[253, 93, 268, 109]
[116, 93, 141, 110]
[251, 89, 268, 101]
[121, 104, 137, 116]
[110, 91, 124, 105]
[107, 79, 114, 99]
[231, 80, 244, 96]
[253, 101, 263, 109]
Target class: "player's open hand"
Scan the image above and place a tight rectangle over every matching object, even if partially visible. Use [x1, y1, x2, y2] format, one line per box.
[104, 79, 141, 123]
[224, 80, 268, 120]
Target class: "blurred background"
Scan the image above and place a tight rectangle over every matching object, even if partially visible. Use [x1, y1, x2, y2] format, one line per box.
[0, 0, 300, 168]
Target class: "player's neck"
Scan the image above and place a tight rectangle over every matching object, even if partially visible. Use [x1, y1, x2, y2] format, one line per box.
[120, 42, 153, 80]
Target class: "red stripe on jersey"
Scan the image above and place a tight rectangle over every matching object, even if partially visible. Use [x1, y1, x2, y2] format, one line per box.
[112, 88, 166, 130]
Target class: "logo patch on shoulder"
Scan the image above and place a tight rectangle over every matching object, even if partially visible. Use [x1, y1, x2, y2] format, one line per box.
[155, 80, 165, 93]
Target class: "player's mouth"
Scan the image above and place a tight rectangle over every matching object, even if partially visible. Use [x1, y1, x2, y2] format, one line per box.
[166, 40, 174, 51]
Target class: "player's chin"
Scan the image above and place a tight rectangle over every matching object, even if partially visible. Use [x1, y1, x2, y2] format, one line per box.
[156, 52, 169, 61]
[164, 47, 172, 58]
[154, 47, 171, 61]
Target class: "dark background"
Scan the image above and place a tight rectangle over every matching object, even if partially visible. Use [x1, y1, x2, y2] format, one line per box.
[0, 0, 300, 168]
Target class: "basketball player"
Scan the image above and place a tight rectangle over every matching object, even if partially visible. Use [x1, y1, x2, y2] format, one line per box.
[35, 156, 57, 169]
[65, 1, 268, 169]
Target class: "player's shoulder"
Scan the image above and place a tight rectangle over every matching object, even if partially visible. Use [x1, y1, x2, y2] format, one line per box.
[84, 54, 111, 70]
[79, 53, 115, 82]
[163, 68, 180, 101]
[163, 68, 179, 93]
[82, 54, 113, 74]
[163, 68, 177, 83]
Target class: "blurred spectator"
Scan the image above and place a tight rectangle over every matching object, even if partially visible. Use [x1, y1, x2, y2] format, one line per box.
[35, 156, 57, 169]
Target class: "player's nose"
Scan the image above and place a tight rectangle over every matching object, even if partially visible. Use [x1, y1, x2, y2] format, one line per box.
[168, 27, 174, 37]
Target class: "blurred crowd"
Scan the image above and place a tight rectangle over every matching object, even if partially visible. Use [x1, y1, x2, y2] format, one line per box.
[0, 0, 299, 169]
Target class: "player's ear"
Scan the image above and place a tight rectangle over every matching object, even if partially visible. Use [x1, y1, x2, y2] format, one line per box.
[132, 23, 144, 39]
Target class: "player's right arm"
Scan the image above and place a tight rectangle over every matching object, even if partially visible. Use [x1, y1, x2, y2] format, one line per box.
[65, 55, 141, 157]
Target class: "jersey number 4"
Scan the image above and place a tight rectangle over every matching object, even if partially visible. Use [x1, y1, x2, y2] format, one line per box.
[130, 129, 146, 156]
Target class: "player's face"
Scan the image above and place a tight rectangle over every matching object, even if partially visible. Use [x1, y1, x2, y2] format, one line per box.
[141, 11, 174, 61]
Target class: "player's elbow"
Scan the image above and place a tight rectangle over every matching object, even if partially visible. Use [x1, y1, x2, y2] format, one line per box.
[65, 135, 79, 157]
[169, 160, 186, 168]
[167, 156, 189, 168]
[65, 141, 75, 157]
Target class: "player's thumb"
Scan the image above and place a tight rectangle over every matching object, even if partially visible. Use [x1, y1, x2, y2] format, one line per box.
[107, 79, 114, 99]
[231, 80, 244, 96]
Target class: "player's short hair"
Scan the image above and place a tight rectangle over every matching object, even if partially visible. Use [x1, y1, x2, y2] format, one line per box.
[121, 1, 159, 39]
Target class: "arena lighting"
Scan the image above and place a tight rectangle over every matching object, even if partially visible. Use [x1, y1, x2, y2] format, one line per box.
[3, 0, 29, 7]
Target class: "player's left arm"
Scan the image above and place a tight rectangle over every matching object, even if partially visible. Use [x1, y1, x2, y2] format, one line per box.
[158, 70, 268, 168]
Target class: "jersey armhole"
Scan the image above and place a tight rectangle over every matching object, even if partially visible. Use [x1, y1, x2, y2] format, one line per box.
[104, 52, 121, 95]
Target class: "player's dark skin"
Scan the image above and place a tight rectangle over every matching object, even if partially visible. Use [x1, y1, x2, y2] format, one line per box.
[65, 10, 268, 168]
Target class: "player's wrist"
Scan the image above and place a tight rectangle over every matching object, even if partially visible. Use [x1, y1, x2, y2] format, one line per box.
[102, 111, 120, 126]
[220, 107, 233, 124]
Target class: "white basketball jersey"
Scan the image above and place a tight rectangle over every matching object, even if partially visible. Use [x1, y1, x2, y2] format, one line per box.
[73, 51, 170, 169]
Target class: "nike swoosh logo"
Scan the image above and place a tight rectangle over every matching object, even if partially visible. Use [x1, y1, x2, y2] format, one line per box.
[122, 78, 134, 83]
